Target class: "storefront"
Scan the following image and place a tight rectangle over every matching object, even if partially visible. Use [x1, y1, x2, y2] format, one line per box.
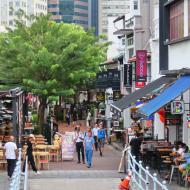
[138, 75, 190, 145]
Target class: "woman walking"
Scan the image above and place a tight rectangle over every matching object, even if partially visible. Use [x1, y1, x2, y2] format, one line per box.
[22, 134, 40, 175]
[84, 131, 95, 168]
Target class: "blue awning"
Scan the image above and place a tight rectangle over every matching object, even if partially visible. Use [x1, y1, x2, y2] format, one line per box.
[138, 75, 190, 117]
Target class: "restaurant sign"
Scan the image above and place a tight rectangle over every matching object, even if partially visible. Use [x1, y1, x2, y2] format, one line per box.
[124, 64, 132, 87]
[171, 101, 184, 114]
[136, 50, 147, 82]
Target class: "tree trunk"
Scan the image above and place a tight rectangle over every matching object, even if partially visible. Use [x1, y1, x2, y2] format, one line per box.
[38, 96, 47, 134]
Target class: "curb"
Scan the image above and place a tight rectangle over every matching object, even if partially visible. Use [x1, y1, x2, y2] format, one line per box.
[111, 142, 124, 152]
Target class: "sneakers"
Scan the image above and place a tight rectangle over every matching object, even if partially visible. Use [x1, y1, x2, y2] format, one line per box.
[21, 172, 25, 176]
[35, 171, 40, 175]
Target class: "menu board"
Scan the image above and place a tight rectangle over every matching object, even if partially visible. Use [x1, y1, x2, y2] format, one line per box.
[61, 132, 75, 160]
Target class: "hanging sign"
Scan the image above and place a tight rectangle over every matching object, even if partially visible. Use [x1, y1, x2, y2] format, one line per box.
[135, 81, 145, 88]
[124, 64, 132, 87]
[171, 101, 184, 114]
[136, 50, 147, 82]
[187, 114, 190, 128]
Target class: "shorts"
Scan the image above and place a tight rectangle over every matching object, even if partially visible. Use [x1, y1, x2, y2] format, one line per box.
[98, 138, 105, 147]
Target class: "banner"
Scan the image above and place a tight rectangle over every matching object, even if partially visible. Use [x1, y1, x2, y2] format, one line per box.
[136, 50, 147, 82]
[124, 64, 132, 87]
[61, 132, 75, 160]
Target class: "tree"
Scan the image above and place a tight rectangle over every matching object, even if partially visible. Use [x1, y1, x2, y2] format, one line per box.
[0, 15, 108, 133]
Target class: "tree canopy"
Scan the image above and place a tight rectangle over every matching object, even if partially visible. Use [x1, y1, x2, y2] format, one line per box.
[0, 15, 108, 130]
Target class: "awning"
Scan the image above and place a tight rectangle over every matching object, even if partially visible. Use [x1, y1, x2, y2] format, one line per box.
[138, 75, 190, 117]
[110, 76, 176, 112]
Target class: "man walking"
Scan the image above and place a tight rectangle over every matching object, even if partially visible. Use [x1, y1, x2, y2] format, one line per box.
[97, 122, 106, 157]
[4, 136, 17, 179]
[129, 132, 142, 171]
[92, 124, 99, 151]
[74, 125, 85, 164]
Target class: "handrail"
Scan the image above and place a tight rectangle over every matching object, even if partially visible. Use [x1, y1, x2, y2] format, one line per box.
[123, 146, 168, 190]
[9, 148, 22, 190]
[24, 156, 29, 190]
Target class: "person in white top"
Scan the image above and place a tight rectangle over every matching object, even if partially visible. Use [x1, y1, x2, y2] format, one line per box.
[92, 124, 99, 151]
[4, 136, 17, 179]
[74, 124, 85, 164]
[86, 109, 92, 127]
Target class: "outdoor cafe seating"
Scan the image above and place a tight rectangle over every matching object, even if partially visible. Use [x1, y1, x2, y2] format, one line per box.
[140, 140, 190, 187]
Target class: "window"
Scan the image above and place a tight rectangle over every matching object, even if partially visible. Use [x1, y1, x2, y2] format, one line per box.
[9, 20, 13, 26]
[134, 1, 138, 10]
[169, 0, 184, 41]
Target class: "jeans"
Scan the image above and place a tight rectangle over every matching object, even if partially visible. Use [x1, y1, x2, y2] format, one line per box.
[94, 136, 98, 151]
[85, 149, 93, 167]
[7, 159, 16, 177]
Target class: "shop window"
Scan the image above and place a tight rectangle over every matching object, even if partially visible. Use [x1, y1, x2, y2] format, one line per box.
[169, 0, 184, 41]
[134, 1, 138, 10]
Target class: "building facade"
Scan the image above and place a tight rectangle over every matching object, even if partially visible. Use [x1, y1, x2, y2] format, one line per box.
[99, 0, 130, 36]
[89, 0, 99, 35]
[48, 0, 89, 29]
[0, 0, 47, 30]
[159, 0, 190, 145]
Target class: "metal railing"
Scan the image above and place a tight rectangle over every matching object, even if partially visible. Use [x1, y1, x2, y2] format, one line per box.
[24, 156, 29, 190]
[9, 148, 22, 190]
[124, 147, 169, 190]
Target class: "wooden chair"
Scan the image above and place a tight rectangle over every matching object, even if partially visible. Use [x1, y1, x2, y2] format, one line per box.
[49, 146, 60, 162]
[36, 152, 49, 170]
[0, 150, 6, 169]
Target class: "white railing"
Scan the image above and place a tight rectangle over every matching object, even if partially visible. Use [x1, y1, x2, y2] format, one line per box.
[9, 148, 22, 190]
[124, 147, 169, 190]
[24, 156, 29, 190]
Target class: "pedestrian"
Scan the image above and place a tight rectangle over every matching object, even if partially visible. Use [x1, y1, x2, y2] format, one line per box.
[74, 124, 85, 164]
[84, 131, 95, 168]
[4, 136, 18, 179]
[97, 122, 106, 157]
[92, 123, 99, 151]
[86, 109, 92, 127]
[66, 109, 71, 127]
[72, 108, 78, 127]
[22, 134, 40, 175]
[129, 132, 142, 171]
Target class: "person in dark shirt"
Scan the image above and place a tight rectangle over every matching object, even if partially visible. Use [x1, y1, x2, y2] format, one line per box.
[22, 134, 40, 175]
[129, 133, 142, 171]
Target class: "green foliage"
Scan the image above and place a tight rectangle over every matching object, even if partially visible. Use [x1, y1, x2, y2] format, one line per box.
[0, 15, 107, 98]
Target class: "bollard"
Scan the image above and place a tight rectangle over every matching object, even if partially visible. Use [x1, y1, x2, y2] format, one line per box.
[139, 161, 142, 188]
[145, 166, 149, 190]
[153, 173, 157, 190]
[162, 180, 167, 190]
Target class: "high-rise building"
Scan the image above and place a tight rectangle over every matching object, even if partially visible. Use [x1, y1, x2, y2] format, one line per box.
[0, 0, 47, 30]
[48, 0, 89, 29]
[89, 0, 99, 35]
[99, 0, 130, 36]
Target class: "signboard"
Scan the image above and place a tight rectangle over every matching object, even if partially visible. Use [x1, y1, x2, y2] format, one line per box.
[171, 101, 184, 114]
[96, 92, 105, 101]
[61, 132, 75, 160]
[113, 91, 122, 101]
[124, 64, 132, 87]
[187, 114, 190, 128]
[136, 50, 147, 82]
[135, 81, 145, 88]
